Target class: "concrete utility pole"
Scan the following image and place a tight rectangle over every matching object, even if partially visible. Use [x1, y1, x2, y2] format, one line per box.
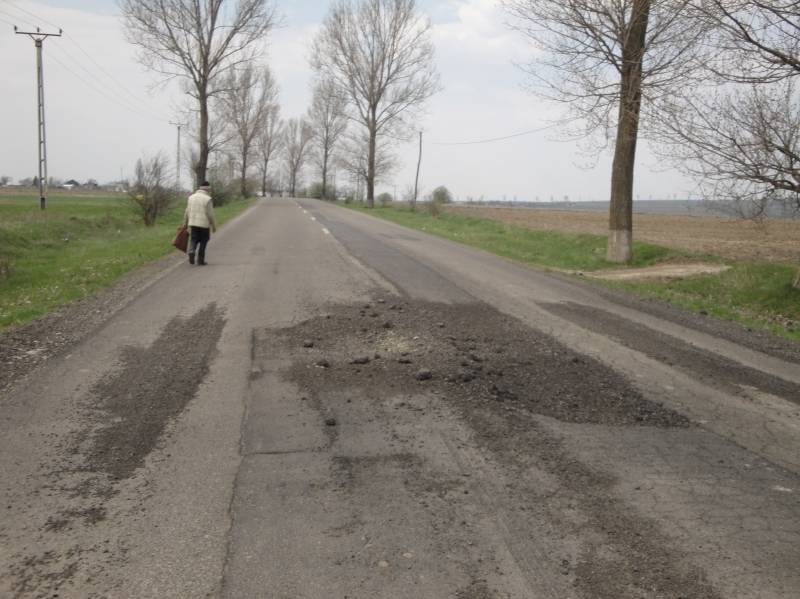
[169, 121, 185, 192]
[15, 26, 62, 211]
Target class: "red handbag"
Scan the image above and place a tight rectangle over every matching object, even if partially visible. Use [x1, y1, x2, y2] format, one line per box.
[172, 225, 189, 253]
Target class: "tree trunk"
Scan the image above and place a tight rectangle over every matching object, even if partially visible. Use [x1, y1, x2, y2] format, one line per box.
[366, 116, 377, 209]
[261, 156, 269, 197]
[195, 91, 210, 187]
[321, 144, 329, 200]
[240, 153, 248, 199]
[607, 0, 650, 264]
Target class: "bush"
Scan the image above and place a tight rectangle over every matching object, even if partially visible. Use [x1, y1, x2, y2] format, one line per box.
[432, 186, 453, 204]
[207, 177, 237, 206]
[128, 153, 175, 226]
[307, 182, 324, 199]
[377, 192, 393, 207]
[427, 200, 442, 217]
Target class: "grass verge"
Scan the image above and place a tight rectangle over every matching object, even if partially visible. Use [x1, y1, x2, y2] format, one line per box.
[344, 202, 800, 342]
[0, 194, 253, 330]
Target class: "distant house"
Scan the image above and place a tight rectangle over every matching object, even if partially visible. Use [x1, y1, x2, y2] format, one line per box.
[62, 179, 81, 190]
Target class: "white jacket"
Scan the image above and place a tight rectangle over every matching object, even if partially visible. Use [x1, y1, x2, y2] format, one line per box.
[184, 189, 217, 230]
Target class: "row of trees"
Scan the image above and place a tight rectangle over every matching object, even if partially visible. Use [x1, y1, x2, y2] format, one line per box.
[120, 0, 440, 209]
[504, 0, 800, 281]
[120, 0, 796, 288]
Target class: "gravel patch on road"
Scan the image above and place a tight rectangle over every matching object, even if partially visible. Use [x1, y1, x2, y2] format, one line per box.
[587, 282, 800, 365]
[281, 297, 688, 429]
[267, 295, 722, 599]
[79, 303, 226, 481]
[541, 301, 800, 404]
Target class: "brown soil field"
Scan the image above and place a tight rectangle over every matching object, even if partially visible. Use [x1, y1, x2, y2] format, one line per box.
[447, 206, 800, 263]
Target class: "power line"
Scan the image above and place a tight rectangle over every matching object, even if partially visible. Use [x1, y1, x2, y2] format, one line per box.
[2, 0, 59, 30]
[2, 0, 171, 121]
[0, 6, 30, 27]
[430, 123, 559, 146]
[47, 52, 168, 124]
[63, 33, 164, 114]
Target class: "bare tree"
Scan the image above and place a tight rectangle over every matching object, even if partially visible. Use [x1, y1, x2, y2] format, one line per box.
[257, 103, 284, 197]
[308, 78, 348, 200]
[337, 130, 397, 199]
[311, 0, 440, 208]
[0, 176, 11, 186]
[120, 0, 278, 186]
[657, 0, 800, 287]
[503, 0, 707, 263]
[698, 0, 800, 82]
[221, 65, 277, 198]
[283, 118, 315, 197]
[128, 153, 174, 226]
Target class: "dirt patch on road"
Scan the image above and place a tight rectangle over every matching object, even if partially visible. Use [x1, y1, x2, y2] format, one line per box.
[449, 205, 800, 263]
[542, 302, 800, 404]
[80, 303, 226, 481]
[283, 298, 687, 428]
[267, 295, 723, 599]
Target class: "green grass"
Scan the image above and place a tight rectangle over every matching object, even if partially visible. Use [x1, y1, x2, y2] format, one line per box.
[348, 203, 688, 271]
[345, 202, 800, 342]
[610, 263, 800, 341]
[0, 194, 253, 330]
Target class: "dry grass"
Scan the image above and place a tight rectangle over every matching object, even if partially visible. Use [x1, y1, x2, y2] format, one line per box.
[447, 206, 800, 263]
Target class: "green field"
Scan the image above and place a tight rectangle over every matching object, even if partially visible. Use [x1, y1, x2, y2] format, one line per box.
[346, 202, 800, 342]
[0, 193, 253, 330]
[347, 203, 695, 271]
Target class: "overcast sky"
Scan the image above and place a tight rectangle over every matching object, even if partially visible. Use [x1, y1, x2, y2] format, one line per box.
[0, 0, 694, 201]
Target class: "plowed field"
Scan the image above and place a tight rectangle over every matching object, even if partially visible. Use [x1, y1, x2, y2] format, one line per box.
[447, 206, 800, 263]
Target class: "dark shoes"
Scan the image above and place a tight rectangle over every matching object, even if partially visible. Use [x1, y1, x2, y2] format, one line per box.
[188, 253, 195, 265]
[198, 261, 207, 266]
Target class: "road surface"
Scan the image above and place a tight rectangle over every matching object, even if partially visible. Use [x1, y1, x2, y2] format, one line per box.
[1, 198, 799, 599]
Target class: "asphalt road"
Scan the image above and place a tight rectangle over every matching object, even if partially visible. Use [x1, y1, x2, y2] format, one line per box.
[1, 198, 798, 599]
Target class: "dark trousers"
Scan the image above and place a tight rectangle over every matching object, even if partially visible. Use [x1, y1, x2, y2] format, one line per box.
[188, 226, 210, 264]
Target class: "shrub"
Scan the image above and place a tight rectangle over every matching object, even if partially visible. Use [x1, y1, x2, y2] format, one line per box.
[128, 153, 175, 226]
[432, 186, 453, 204]
[377, 192, 393, 207]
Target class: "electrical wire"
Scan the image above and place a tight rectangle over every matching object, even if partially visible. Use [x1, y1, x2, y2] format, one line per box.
[0, 6, 31, 28]
[1, 0, 59, 30]
[429, 123, 560, 146]
[63, 33, 164, 114]
[2, 0, 172, 122]
[47, 52, 168, 124]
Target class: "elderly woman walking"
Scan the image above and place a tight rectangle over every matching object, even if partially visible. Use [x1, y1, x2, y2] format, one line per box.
[184, 181, 218, 266]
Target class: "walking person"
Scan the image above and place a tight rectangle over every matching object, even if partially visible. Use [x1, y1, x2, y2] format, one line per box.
[184, 181, 217, 266]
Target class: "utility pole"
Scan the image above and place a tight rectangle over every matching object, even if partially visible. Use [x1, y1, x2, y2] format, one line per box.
[169, 121, 184, 192]
[15, 26, 62, 211]
[413, 131, 423, 210]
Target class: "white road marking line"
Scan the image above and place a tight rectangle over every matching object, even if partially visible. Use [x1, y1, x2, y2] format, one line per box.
[322, 228, 330, 235]
[310, 216, 316, 221]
